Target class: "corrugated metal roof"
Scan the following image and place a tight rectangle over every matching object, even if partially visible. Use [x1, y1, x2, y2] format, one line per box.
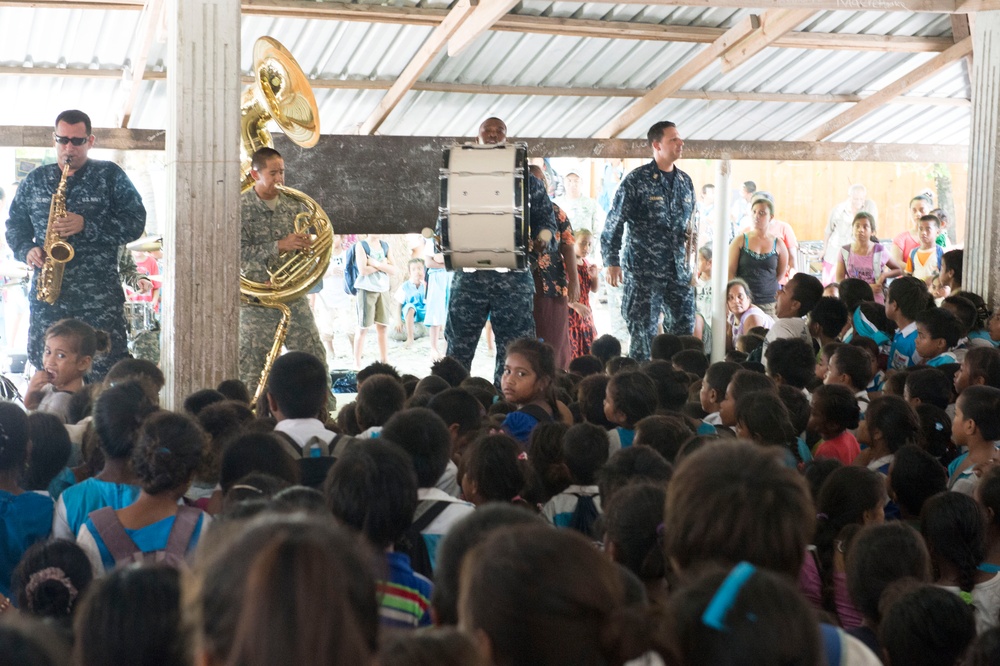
[0, 3, 972, 144]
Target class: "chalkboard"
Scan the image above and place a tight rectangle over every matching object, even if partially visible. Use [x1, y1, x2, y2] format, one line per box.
[273, 134, 463, 235]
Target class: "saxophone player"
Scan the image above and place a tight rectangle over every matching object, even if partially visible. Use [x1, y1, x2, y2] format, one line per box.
[240, 147, 326, 398]
[4, 110, 145, 380]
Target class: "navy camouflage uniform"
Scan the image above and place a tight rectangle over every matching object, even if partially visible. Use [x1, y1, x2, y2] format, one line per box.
[5, 160, 145, 380]
[601, 160, 696, 360]
[443, 174, 558, 386]
[118, 247, 160, 363]
[240, 189, 326, 396]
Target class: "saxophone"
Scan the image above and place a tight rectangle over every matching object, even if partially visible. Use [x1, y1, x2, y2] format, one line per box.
[36, 160, 76, 304]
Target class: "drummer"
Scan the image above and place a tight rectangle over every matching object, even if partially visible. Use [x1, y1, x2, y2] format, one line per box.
[441, 117, 558, 386]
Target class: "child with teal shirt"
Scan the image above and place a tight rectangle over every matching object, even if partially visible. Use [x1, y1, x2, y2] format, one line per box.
[914, 307, 964, 368]
[604, 371, 657, 454]
[886, 276, 934, 370]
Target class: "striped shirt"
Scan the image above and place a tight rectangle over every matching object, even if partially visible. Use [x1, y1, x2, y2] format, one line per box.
[378, 551, 433, 628]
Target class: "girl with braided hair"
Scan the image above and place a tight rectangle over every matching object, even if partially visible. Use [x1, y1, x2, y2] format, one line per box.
[922, 491, 1000, 634]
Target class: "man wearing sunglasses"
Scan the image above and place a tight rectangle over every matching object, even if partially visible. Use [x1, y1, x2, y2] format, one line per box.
[5, 109, 146, 381]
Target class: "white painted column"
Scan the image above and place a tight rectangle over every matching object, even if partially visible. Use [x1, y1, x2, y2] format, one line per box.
[964, 11, 1000, 304]
[162, 0, 241, 408]
[711, 159, 731, 363]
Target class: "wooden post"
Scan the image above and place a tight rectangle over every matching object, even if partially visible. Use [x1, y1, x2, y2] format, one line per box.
[964, 12, 1000, 303]
[712, 159, 731, 363]
[161, 0, 242, 408]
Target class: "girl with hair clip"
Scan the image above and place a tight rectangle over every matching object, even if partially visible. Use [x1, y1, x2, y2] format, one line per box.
[802, 466, 887, 628]
[0, 402, 53, 605]
[921, 491, 1000, 634]
[500, 338, 563, 444]
[459, 524, 662, 666]
[11, 539, 92, 631]
[76, 411, 210, 573]
[460, 433, 528, 507]
[665, 562, 822, 666]
[23, 318, 110, 423]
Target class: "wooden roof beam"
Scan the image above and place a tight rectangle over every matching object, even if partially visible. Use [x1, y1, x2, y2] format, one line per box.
[721, 9, 814, 73]
[800, 36, 973, 141]
[116, 0, 164, 128]
[595, 14, 762, 139]
[447, 0, 519, 57]
[358, 0, 476, 135]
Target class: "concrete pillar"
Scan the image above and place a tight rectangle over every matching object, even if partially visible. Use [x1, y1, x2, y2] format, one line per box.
[711, 159, 731, 363]
[162, 0, 241, 408]
[964, 12, 1000, 303]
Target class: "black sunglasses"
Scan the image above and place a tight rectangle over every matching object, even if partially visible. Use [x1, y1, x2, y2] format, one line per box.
[53, 133, 90, 146]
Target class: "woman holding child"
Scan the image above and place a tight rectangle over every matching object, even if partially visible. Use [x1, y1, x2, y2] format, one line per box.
[728, 195, 789, 317]
[835, 212, 902, 305]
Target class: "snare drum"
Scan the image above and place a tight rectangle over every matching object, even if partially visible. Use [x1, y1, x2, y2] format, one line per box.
[125, 302, 156, 337]
[439, 143, 529, 271]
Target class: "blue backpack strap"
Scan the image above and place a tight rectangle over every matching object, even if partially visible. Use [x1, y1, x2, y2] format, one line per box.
[819, 623, 842, 666]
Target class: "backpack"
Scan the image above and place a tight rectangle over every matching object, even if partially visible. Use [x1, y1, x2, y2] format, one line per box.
[271, 430, 353, 489]
[343, 240, 389, 296]
[394, 500, 451, 579]
[89, 505, 201, 569]
[567, 493, 600, 537]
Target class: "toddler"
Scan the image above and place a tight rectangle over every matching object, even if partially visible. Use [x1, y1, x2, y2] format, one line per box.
[24, 319, 109, 423]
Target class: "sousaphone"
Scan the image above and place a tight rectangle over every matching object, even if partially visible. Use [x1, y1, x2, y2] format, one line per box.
[240, 37, 333, 403]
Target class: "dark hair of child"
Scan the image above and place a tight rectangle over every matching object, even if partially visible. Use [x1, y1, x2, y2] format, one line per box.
[735, 333, 765, 356]
[590, 334, 622, 365]
[814, 466, 886, 610]
[866, 395, 921, 454]
[879, 583, 976, 666]
[217, 378, 251, 404]
[414, 375, 450, 399]
[596, 446, 671, 508]
[727, 369, 777, 403]
[223, 473, 293, 510]
[356, 361, 401, 384]
[734, 392, 797, 456]
[857, 301, 897, 338]
[641, 361, 689, 412]
[45, 318, 110, 360]
[678, 335, 705, 351]
[887, 275, 934, 321]
[846, 523, 931, 629]
[12, 539, 93, 622]
[324, 438, 417, 548]
[514, 425, 569, 509]
[21, 412, 71, 492]
[427, 388, 483, 442]
[786, 272, 823, 316]
[921, 491, 986, 595]
[942, 294, 978, 332]
[603, 483, 667, 594]
[607, 371, 658, 428]
[913, 403, 952, 462]
[802, 458, 842, 503]
[355, 374, 406, 430]
[103, 358, 166, 398]
[381, 408, 452, 488]
[942, 248, 964, 285]
[915, 307, 966, 351]
[724, 350, 748, 364]
[651, 334, 683, 361]
[703, 361, 742, 398]
[633, 414, 694, 464]
[379, 627, 486, 666]
[336, 400, 361, 435]
[431, 356, 470, 387]
[966, 627, 1000, 666]
[431, 504, 543, 626]
[568, 354, 604, 378]
[738, 360, 766, 374]
[838, 277, 876, 315]
[576, 374, 614, 429]
[882, 369, 908, 397]
[92, 380, 158, 460]
[965, 346, 1000, 390]
[811, 383, 861, 432]
[606, 355, 639, 375]
[664, 441, 813, 577]
[195, 400, 255, 484]
[671, 349, 709, 378]
[462, 433, 526, 504]
[461, 525, 654, 666]
[961, 290, 992, 329]
[830, 345, 874, 392]
[887, 445, 945, 519]
[198, 516, 378, 663]
[271, 486, 328, 516]
[266, 352, 328, 419]
[763, 338, 815, 389]
[505, 337, 557, 404]
[0, 617, 70, 666]
[563, 423, 610, 486]
[977, 467, 1000, 543]
[219, 433, 300, 494]
[73, 566, 188, 666]
[959, 385, 1000, 441]
[810, 296, 850, 339]
[66, 384, 99, 425]
[183, 388, 226, 417]
[132, 411, 206, 495]
[847, 334, 880, 364]
[776, 384, 810, 435]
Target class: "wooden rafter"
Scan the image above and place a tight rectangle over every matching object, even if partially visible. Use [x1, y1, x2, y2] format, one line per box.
[358, 0, 476, 135]
[800, 36, 973, 141]
[720, 9, 814, 73]
[595, 14, 762, 139]
[447, 0, 519, 57]
[117, 0, 163, 128]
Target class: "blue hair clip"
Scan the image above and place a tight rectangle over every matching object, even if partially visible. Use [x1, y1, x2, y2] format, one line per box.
[701, 561, 756, 631]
